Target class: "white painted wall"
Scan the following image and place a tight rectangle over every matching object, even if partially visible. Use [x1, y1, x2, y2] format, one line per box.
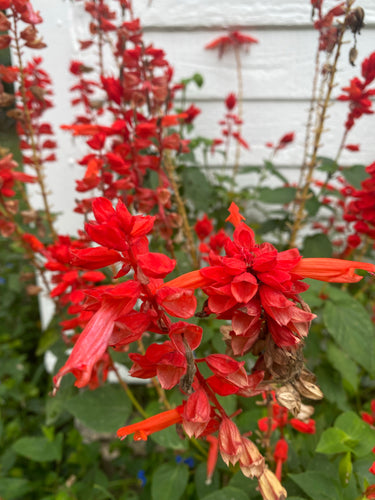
[23, 0, 375, 234]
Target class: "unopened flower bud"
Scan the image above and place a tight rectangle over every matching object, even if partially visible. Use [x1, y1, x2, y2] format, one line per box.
[349, 46, 358, 66]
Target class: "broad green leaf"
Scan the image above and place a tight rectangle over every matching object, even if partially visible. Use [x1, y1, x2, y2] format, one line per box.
[316, 364, 349, 411]
[64, 384, 132, 433]
[180, 167, 215, 211]
[305, 193, 320, 216]
[151, 464, 188, 500]
[323, 299, 375, 375]
[194, 462, 220, 499]
[201, 486, 249, 500]
[341, 164, 367, 189]
[335, 411, 375, 457]
[150, 425, 187, 451]
[302, 233, 332, 258]
[316, 428, 352, 454]
[258, 186, 297, 204]
[326, 343, 359, 393]
[0, 478, 32, 500]
[12, 434, 62, 462]
[36, 316, 61, 355]
[264, 160, 288, 183]
[289, 471, 343, 500]
[316, 156, 338, 174]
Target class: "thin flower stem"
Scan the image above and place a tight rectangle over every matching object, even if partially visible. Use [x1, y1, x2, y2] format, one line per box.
[233, 46, 243, 179]
[195, 368, 227, 417]
[298, 48, 321, 189]
[12, 13, 57, 240]
[289, 23, 347, 248]
[163, 150, 198, 268]
[109, 357, 148, 418]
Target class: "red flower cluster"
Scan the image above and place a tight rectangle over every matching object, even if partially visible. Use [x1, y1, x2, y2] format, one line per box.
[62, 3, 194, 247]
[338, 52, 375, 131]
[343, 162, 375, 244]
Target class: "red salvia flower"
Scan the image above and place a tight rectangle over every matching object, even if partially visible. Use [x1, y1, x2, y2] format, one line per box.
[205, 31, 258, 58]
[117, 407, 183, 441]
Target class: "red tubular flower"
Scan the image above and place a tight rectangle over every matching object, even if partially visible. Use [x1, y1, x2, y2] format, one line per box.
[205, 436, 219, 485]
[274, 438, 288, 481]
[289, 418, 316, 434]
[53, 281, 140, 389]
[117, 407, 183, 441]
[293, 258, 375, 283]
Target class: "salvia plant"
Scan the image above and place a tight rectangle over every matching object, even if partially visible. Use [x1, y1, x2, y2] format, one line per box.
[1, 1, 375, 499]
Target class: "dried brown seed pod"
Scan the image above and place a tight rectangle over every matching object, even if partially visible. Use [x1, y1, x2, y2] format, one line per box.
[347, 7, 365, 34]
[293, 378, 324, 400]
[275, 384, 301, 417]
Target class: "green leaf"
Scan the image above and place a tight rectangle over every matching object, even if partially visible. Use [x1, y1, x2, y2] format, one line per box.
[289, 471, 343, 500]
[194, 462, 220, 499]
[240, 165, 261, 174]
[338, 452, 352, 488]
[302, 233, 332, 258]
[335, 411, 375, 457]
[150, 425, 187, 451]
[36, 315, 61, 355]
[180, 167, 215, 212]
[258, 186, 297, 204]
[341, 164, 367, 189]
[264, 160, 288, 183]
[64, 384, 132, 433]
[317, 156, 338, 174]
[12, 434, 63, 462]
[323, 299, 375, 375]
[316, 428, 352, 454]
[151, 464, 188, 500]
[305, 193, 320, 216]
[201, 486, 249, 500]
[0, 478, 32, 500]
[326, 343, 359, 393]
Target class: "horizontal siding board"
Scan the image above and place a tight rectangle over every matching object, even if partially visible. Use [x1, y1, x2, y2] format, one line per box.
[187, 100, 375, 167]
[142, 29, 375, 99]
[131, 0, 375, 27]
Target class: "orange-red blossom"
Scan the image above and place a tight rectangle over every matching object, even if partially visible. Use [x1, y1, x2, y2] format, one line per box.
[163, 256, 375, 291]
[117, 407, 183, 441]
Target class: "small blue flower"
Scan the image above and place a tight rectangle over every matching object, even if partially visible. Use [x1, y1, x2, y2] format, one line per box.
[0, 277, 5, 285]
[184, 457, 195, 468]
[137, 469, 147, 487]
[175, 455, 195, 468]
